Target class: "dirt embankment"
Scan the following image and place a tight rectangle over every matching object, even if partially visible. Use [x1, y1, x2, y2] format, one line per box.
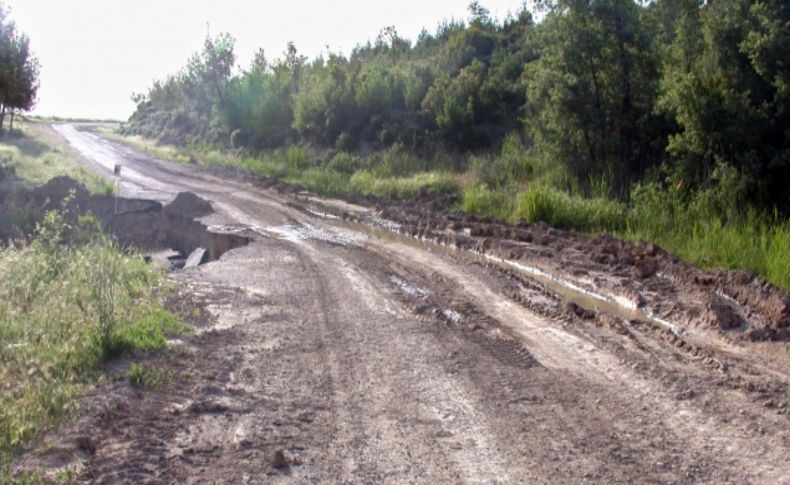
[0, 176, 250, 265]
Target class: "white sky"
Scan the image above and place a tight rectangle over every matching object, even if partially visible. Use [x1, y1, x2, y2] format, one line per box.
[6, 0, 527, 120]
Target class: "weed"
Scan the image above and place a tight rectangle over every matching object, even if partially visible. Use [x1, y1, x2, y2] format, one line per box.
[128, 362, 145, 388]
[0, 210, 186, 463]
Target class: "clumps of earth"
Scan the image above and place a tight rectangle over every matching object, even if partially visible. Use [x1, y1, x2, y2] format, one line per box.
[368, 203, 789, 342]
[0, 176, 249, 267]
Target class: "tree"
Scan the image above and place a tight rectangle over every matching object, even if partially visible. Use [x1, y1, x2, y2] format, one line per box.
[0, 2, 39, 131]
[659, 0, 790, 212]
[525, 0, 665, 193]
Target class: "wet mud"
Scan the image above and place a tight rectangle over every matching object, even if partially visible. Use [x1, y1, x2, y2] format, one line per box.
[339, 202, 790, 342]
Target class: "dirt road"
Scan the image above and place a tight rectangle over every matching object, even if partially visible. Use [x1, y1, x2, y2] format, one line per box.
[19, 124, 789, 483]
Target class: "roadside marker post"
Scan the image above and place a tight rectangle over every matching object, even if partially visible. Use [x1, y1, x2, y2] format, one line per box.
[113, 164, 122, 214]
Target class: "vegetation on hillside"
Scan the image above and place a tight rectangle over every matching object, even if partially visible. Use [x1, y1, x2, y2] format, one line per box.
[121, 0, 790, 287]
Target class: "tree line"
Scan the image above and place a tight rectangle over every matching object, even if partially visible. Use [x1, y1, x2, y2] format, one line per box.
[124, 0, 790, 214]
[0, 2, 38, 132]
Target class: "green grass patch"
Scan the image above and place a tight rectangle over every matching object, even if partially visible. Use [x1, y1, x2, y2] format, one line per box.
[0, 122, 113, 195]
[460, 185, 515, 220]
[350, 170, 458, 199]
[0, 211, 185, 471]
[514, 184, 627, 232]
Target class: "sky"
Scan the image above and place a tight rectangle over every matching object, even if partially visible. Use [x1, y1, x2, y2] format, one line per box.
[6, 0, 528, 121]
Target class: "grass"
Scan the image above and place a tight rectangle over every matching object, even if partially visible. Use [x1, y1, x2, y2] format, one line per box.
[514, 185, 627, 232]
[456, 180, 790, 289]
[0, 121, 113, 195]
[625, 182, 790, 289]
[460, 184, 516, 220]
[350, 170, 458, 199]
[0, 211, 187, 474]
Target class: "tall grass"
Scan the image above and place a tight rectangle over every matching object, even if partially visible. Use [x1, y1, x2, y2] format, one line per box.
[0, 212, 186, 466]
[350, 170, 458, 199]
[460, 185, 516, 220]
[514, 184, 627, 232]
[626, 182, 790, 288]
[456, 179, 790, 289]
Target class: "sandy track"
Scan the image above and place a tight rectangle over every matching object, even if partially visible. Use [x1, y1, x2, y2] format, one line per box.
[16, 124, 789, 483]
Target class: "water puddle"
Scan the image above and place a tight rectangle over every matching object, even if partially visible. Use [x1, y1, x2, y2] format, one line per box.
[442, 309, 462, 323]
[390, 275, 429, 298]
[263, 222, 365, 246]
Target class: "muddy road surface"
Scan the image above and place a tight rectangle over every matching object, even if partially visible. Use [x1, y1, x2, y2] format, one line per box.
[17, 124, 790, 483]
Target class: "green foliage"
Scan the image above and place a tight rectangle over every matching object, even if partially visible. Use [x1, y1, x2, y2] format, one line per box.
[122, 33, 236, 145]
[461, 184, 515, 220]
[0, 211, 184, 462]
[123, 0, 790, 216]
[0, 2, 39, 130]
[127, 362, 145, 388]
[515, 184, 627, 232]
[525, 0, 665, 193]
[657, 0, 790, 212]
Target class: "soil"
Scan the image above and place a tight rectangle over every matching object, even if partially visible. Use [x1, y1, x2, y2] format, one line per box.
[11, 124, 790, 483]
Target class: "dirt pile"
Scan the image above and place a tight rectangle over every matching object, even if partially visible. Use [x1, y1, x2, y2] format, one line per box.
[0, 177, 249, 266]
[165, 191, 215, 219]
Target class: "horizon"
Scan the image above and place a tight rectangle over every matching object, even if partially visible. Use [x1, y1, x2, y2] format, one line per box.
[6, 0, 527, 121]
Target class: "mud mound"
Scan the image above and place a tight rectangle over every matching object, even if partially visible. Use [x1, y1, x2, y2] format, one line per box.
[165, 191, 214, 219]
[30, 176, 91, 204]
[0, 177, 249, 267]
[366, 201, 790, 342]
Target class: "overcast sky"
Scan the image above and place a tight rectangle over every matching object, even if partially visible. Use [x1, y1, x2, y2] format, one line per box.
[6, 0, 528, 120]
